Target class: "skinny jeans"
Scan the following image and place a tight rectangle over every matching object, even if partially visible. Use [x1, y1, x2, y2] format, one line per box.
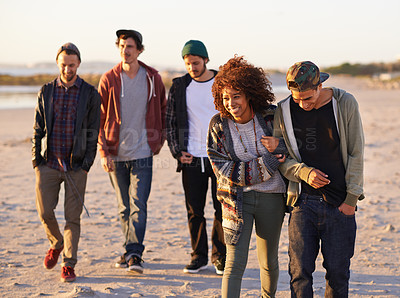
[222, 191, 285, 298]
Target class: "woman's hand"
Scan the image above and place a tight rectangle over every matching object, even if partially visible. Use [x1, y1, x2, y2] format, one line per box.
[261, 136, 280, 153]
[274, 154, 286, 163]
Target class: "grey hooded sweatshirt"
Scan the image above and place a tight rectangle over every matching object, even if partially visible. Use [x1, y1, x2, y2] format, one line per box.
[273, 87, 365, 207]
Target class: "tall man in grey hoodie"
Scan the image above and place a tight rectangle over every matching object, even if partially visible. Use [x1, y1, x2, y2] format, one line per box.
[98, 29, 166, 274]
[272, 61, 364, 297]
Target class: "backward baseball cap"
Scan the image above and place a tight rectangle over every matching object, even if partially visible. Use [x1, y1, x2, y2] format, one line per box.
[286, 61, 329, 92]
[116, 29, 143, 44]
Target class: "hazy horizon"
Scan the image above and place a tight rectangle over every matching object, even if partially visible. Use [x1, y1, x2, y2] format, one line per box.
[1, 58, 399, 76]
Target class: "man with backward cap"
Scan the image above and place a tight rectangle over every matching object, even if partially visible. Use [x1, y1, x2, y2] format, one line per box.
[271, 61, 365, 296]
[98, 29, 166, 273]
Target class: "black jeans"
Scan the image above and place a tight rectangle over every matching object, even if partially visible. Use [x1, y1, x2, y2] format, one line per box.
[289, 193, 356, 297]
[181, 157, 226, 263]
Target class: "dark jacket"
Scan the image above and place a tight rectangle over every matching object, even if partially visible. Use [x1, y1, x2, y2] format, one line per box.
[166, 71, 217, 170]
[32, 78, 101, 172]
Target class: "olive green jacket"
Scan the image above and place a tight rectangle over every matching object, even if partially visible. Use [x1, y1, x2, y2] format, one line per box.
[274, 87, 365, 207]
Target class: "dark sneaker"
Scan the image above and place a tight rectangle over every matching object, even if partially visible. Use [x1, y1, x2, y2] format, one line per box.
[43, 247, 63, 270]
[60, 266, 76, 282]
[213, 257, 225, 275]
[183, 258, 208, 273]
[115, 255, 128, 268]
[126, 255, 144, 274]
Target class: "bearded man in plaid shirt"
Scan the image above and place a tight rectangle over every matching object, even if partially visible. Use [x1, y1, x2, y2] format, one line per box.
[32, 42, 100, 283]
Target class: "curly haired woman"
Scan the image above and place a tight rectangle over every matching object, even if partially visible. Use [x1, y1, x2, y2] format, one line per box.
[207, 56, 287, 297]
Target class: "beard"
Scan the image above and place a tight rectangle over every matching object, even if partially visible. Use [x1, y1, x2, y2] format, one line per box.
[62, 72, 75, 82]
[190, 63, 207, 79]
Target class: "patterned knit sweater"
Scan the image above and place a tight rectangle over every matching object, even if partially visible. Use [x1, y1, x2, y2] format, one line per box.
[207, 107, 287, 245]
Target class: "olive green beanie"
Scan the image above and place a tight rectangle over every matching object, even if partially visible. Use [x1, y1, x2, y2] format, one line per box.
[181, 40, 208, 59]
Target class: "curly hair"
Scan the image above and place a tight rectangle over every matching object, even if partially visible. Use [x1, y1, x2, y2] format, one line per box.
[212, 55, 275, 119]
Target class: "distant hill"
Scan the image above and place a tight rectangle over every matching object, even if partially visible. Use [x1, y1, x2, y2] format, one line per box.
[323, 61, 400, 78]
[0, 61, 185, 76]
[0, 73, 102, 88]
[0, 61, 117, 76]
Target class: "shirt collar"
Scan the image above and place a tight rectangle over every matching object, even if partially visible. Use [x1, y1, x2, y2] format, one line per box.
[56, 75, 82, 89]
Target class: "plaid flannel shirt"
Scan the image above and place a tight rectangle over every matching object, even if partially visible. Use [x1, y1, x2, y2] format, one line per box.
[47, 77, 82, 171]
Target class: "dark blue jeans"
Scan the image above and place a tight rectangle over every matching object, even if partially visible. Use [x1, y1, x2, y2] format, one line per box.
[109, 157, 153, 258]
[288, 194, 356, 297]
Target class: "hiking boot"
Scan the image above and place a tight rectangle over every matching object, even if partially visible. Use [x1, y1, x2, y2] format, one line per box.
[126, 255, 144, 274]
[43, 247, 63, 270]
[183, 258, 208, 273]
[213, 256, 225, 275]
[115, 255, 128, 268]
[60, 266, 76, 282]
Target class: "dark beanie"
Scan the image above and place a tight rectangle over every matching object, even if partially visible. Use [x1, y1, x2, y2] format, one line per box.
[181, 40, 208, 59]
[56, 42, 81, 62]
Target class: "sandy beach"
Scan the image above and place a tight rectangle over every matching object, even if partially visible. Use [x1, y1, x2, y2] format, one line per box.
[0, 75, 399, 297]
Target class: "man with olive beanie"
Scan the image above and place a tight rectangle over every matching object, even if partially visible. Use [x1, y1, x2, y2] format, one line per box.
[166, 40, 226, 274]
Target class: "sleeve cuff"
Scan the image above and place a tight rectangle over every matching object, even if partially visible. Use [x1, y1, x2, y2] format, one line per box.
[343, 193, 360, 207]
[174, 151, 182, 160]
[32, 156, 43, 168]
[298, 166, 314, 183]
[263, 154, 280, 173]
[272, 138, 288, 155]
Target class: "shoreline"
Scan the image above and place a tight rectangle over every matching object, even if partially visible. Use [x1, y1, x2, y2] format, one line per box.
[0, 75, 398, 110]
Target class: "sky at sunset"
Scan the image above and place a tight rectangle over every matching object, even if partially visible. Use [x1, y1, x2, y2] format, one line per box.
[1, 0, 399, 71]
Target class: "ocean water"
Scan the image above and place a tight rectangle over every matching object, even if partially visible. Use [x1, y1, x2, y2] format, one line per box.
[0, 86, 41, 109]
[0, 71, 289, 110]
[269, 73, 290, 96]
